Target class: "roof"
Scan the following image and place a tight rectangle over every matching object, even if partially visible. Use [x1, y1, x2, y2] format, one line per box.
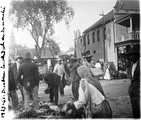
[115, 0, 139, 10]
[83, 0, 139, 34]
[41, 48, 53, 58]
[84, 10, 114, 33]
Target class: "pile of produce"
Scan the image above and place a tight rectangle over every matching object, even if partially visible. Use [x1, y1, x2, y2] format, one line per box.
[16, 101, 65, 119]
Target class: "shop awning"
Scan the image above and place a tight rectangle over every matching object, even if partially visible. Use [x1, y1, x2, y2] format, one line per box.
[114, 40, 140, 47]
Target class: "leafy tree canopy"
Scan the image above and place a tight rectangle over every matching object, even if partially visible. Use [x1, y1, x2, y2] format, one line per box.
[9, 0, 74, 58]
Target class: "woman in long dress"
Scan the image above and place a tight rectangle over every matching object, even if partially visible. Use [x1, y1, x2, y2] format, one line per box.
[63, 66, 112, 118]
[103, 60, 111, 80]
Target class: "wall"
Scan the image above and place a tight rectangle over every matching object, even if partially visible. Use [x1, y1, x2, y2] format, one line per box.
[75, 36, 84, 59]
[105, 21, 117, 69]
[85, 26, 104, 62]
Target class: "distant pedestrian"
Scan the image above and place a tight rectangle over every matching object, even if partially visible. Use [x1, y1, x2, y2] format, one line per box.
[12, 55, 24, 102]
[126, 45, 140, 118]
[8, 59, 18, 110]
[17, 52, 40, 111]
[53, 58, 65, 96]
[103, 60, 111, 80]
[44, 72, 61, 105]
[83, 55, 95, 68]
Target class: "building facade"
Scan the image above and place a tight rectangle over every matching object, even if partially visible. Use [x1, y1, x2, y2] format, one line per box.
[113, 0, 140, 72]
[74, 0, 140, 72]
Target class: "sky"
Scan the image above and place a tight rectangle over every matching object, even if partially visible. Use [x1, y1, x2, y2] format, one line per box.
[12, 0, 117, 52]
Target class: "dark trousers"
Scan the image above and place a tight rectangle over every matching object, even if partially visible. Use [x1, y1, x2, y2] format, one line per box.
[17, 83, 24, 101]
[59, 74, 66, 95]
[49, 86, 59, 105]
[129, 91, 140, 118]
[72, 81, 79, 101]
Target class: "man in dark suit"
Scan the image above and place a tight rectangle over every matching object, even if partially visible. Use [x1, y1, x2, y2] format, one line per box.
[127, 45, 140, 118]
[17, 52, 40, 111]
[69, 56, 81, 101]
[8, 59, 18, 110]
[44, 72, 61, 105]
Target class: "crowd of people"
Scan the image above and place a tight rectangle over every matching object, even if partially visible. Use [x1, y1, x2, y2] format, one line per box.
[8, 44, 140, 118]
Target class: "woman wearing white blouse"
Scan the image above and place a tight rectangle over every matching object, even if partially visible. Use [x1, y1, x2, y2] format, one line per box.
[63, 66, 112, 118]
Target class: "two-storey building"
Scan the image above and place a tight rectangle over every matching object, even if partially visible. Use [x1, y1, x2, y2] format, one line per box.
[113, 0, 140, 72]
[74, 0, 140, 72]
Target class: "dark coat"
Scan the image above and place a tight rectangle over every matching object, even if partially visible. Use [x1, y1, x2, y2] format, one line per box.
[44, 72, 61, 88]
[17, 59, 39, 89]
[69, 62, 81, 82]
[12, 62, 18, 81]
[128, 60, 140, 95]
[9, 66, 17, 91]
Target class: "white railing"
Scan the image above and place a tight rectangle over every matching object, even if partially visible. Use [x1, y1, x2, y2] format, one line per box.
[117, 32, 140, 42]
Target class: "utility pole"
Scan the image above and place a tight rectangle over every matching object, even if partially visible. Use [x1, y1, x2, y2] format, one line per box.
[99, 11, 106, 62]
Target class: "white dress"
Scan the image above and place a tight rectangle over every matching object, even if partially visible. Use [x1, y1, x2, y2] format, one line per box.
[103, 67, 111, 80]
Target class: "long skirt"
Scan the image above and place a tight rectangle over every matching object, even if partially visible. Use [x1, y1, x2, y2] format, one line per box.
[103, 68, 111, 80]
[92, 100, 112, 118]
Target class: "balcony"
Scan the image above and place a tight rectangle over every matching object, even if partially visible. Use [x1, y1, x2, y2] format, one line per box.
[117, 32, 140, 42]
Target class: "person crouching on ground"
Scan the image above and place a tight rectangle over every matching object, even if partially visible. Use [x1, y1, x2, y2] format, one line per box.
[63, 66, 112, 118]
[44, 72, 61, 105]
[17, 52, 40, 111]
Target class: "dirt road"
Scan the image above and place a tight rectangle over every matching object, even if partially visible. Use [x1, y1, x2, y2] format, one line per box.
[17, 79, 132, 118]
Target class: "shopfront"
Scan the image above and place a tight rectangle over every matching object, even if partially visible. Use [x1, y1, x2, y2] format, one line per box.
[115, 40, 139, 74]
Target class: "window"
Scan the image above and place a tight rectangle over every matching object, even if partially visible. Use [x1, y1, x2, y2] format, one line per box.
[97, 30, 100, 41]
[93, 32, 95, 43]
[104, 27, 106, 39]
[81, 39, 82, 43]
[83, 36, 86, 46]
[93, 50, 96, 54]
[87, 34, 90, 44]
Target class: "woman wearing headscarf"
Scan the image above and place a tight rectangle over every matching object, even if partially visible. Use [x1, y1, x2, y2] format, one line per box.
[63, 66, 112, 118]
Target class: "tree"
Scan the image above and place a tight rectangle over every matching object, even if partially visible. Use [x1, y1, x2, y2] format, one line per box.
[9, 30, 32, 60]
[9, 0, 74, 58]
[9, 43, 30, 60]
[9, 29, 17, 60]
[43, 38, 61, 58]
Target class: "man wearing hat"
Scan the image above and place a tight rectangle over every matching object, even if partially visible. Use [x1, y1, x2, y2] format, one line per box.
[12, 55, 24, 102]
[69, 56, 81, 101]
[127, 45, 140, 118]
[83, 55, 95, 68]
[17, 52, 40, 111]
[53, 57, 65, 96]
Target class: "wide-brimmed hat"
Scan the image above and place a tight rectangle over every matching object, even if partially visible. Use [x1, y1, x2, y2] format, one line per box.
[33, 56, 38, 60]
[85, 54, 93, 58]
[15, 55, 23, 60]
[25, 52, 32, 59]
[127, 45, 140, 55]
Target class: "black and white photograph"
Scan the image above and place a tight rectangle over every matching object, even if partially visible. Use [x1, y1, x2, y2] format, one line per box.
[0, 0, 140, 119]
